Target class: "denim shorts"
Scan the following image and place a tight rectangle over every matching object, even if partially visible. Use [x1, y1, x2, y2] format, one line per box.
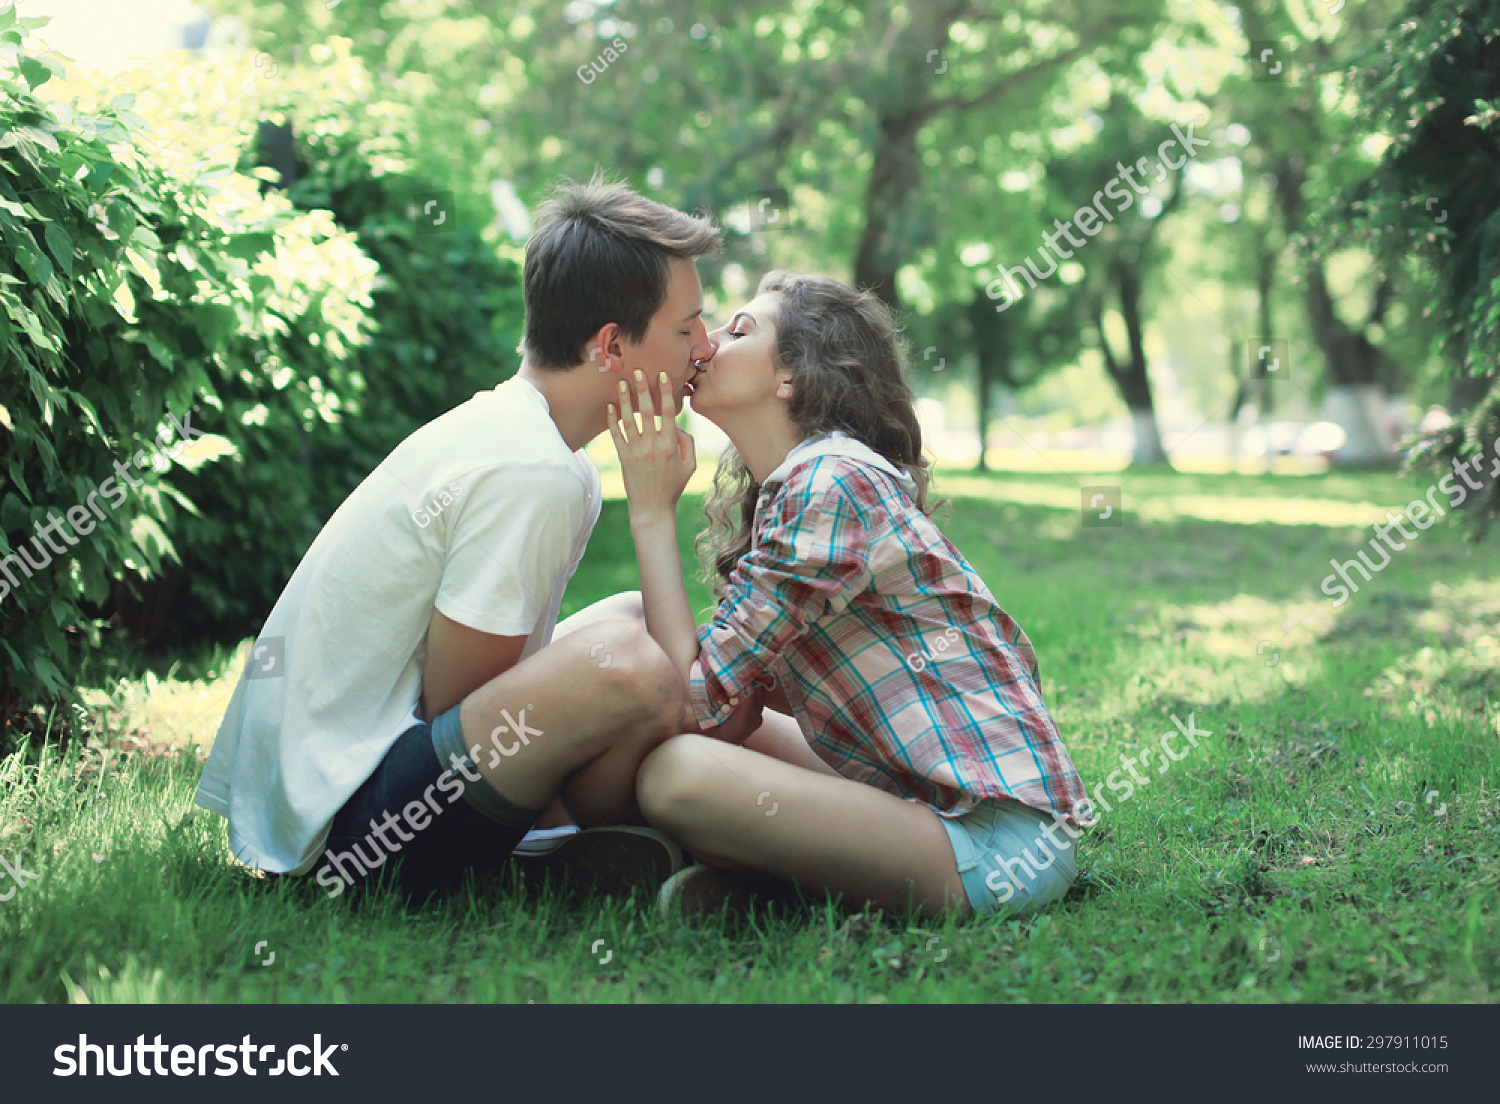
[304, 705, 538, 902]
[939, 799, 1080, 916]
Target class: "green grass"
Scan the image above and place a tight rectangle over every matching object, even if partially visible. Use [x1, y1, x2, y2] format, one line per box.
[2, 469, 1497, 1003]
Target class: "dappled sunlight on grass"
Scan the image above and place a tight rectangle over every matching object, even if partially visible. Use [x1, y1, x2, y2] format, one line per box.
[80, 644, 249, 753]
[1131, 594, 1333, 657]
[934, 474, 1409, 528]
[959, 448, 1331, 476]
[590, 455, 1436, 534]
[1355, 579, 1500, 741]
[1138, 495, 1395, 527]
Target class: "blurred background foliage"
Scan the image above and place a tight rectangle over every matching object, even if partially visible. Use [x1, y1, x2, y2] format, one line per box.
[0, 0, 1496, 724]
[210, 0, 1492, 469]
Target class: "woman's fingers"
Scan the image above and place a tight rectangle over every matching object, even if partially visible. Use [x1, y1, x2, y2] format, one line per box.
[616, 371, 692, 467]
[606, 403, 625, 452]
[632, 368, 659, 435]
[658, 371, 680, 423]
[615, 379, 637, 443]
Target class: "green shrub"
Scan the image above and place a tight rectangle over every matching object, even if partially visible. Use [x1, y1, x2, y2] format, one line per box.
[108, 41, 524, 649]
[0, 17, 375, 718]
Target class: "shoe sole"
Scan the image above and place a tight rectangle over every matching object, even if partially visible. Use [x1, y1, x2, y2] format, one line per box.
[512, 826, 582, 856]
[658, 865, 804, 919]
[516, 826, 683, 898]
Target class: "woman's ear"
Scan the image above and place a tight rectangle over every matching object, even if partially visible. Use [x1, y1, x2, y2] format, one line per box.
[775, 380, 793, 399]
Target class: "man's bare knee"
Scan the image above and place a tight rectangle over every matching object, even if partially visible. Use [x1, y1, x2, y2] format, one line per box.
[600, 624, 684, 730]
[613, 590, 644, 622]
[555, 591, 645, 641]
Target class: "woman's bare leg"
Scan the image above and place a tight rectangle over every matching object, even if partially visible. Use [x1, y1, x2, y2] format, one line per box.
[636, 734, 970, 915]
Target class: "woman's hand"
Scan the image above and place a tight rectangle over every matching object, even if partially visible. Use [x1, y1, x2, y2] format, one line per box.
[608, 369, 696, 525]
[608, 369, 702, 682]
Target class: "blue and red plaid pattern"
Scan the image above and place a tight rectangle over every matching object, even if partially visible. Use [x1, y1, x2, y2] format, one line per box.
[689, 454, 1095, 827]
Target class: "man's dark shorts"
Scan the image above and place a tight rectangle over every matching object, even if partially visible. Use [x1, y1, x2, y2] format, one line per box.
[301, 704, 541, 901]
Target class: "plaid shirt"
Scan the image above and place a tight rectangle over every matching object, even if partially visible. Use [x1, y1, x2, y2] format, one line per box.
[689, 441, 1095, 827]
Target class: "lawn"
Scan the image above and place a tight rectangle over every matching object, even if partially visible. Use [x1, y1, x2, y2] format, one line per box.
[1, 468, 1497, 1003]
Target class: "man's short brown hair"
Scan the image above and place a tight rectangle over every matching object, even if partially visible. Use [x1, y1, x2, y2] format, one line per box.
[522, 174, 721, 368]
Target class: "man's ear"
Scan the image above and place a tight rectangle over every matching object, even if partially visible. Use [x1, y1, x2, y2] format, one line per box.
[586, 323, 625, 373]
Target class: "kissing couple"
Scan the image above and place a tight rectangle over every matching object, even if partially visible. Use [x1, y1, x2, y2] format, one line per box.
[194, 174, 1094, 918]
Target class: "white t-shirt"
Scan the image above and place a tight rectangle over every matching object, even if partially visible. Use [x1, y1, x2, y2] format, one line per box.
[194, 376, 602, 874]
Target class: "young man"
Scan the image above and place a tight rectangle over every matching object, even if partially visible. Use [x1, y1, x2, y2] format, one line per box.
[194, 176, 757, 900]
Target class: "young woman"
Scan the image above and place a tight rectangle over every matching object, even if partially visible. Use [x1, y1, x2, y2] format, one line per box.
[608, 271, 1094, 917]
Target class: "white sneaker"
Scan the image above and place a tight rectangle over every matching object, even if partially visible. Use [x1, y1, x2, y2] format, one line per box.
[513, 826, 683, 897]
[511, 825, 581, 856]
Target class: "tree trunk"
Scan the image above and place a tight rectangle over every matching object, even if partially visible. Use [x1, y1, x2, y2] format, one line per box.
[849, 14, 1107, 312]
[1111, 259, 1167, 465]
[1275, 155, 1397, 468]
[967, 290, 1025, 472]
[1228, 372, 1247, 464]
[1450, 372, 1495, 415]
[1254, 242, 1276, 420]
[852, 114, 922, 310]
[1229, 238, 1278, 470]
[1323, 383, 1393, 465]
[1305, 264, 1395, 466]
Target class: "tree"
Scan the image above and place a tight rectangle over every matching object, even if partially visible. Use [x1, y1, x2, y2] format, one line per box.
[1329, 0, 1500, 530]
[1232, 0, 1419, 467]
[1018, 97, 1197, 465]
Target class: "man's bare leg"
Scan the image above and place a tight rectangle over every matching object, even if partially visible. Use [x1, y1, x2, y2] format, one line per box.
[524, 592, 654, 828]
[456, 617, 683, 827]
[512, 590, 835, 829]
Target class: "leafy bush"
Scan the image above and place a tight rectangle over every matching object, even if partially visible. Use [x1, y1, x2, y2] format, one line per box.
[288, 163, 524, 514]
[106, 41, 524, 648]
[0, 16, 375, 719]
